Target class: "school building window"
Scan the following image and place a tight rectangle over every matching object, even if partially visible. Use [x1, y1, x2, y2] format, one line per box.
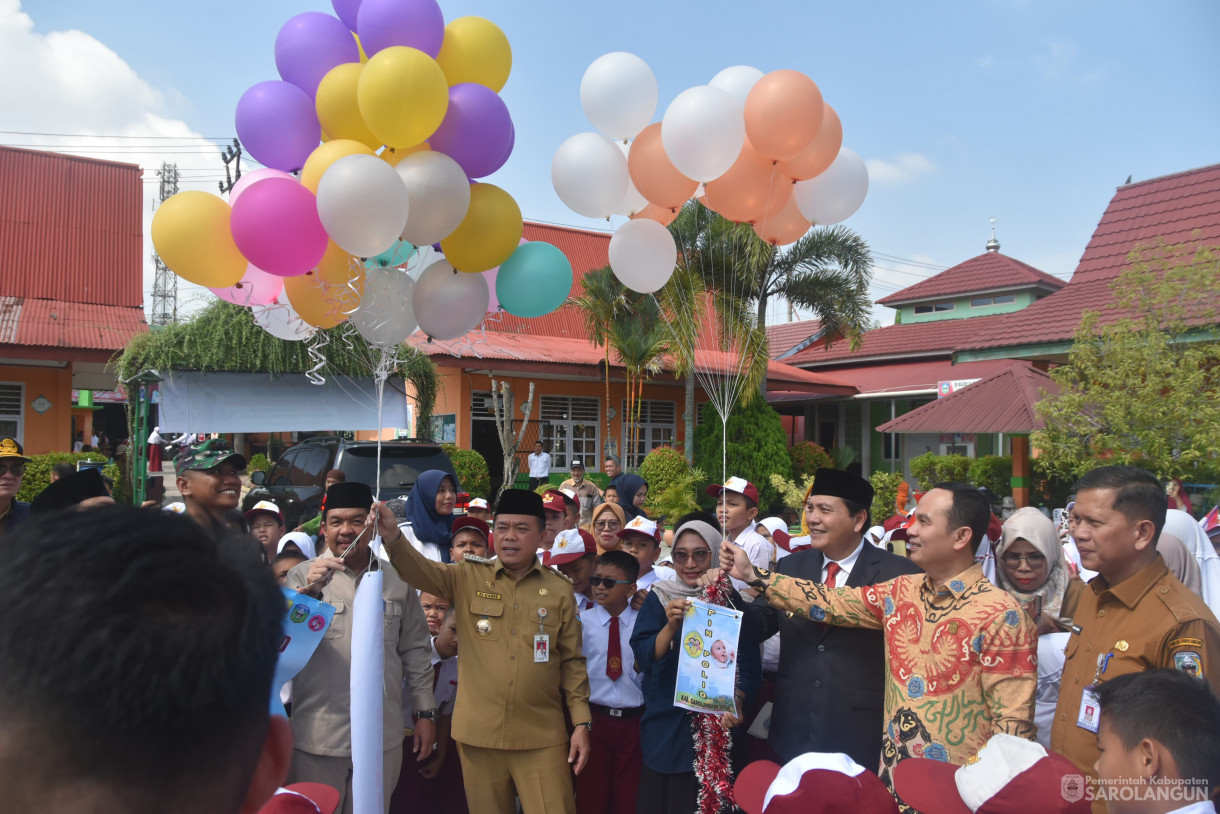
[0, 383, 22, 442]
[913, 301, 956, 314]
[540, 395, 599, 471]
[970, 294, 1016, 307]
[621, 399, 676, 468]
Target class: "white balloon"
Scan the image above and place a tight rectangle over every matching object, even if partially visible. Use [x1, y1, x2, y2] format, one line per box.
[413, 259, 490, 341]
[613, 140, 648, 217]
[350, 267, 417, 347]
[317, 154, 410, 257]
[580, 52, 658, 140]
[793, 147, 870, 225]
[608, 218, 677, 294]
[708, 65, 764, 111]
[661, 85, 745, 182]
[252, 301, 316, 342]
[551, 132, 628, 219]
[395, 151, 471, 246]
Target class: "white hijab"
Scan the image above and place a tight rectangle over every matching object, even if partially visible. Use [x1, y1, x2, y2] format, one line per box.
[1162, 509, 1220, 618]
[278, 531, 317, 562]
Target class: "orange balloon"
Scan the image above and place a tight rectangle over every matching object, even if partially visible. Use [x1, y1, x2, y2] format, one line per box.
[744, 70, 824, 162]
[628, 122, 698, 210]
[702, 140, 792, 224]
[777, 103, 842, 182]
[284, 244, 366, 329]
[752, 194, 811, 246]
[630, 202, 679, 227]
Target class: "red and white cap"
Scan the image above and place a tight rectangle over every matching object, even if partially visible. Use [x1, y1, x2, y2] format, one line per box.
[618, 514, 661, 541]
[244, 500, 284, 523]
[893, 734, 1090, 814]
[541, 490, 567, 514]
[735, 753, 898, 814]
[257, 783, 340, 814]
[542, 528, 591, 567]
[706, 476, 760, 505]
[467, 497, 490, 511]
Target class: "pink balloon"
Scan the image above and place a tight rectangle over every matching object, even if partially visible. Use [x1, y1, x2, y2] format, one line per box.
[210, 264, 284, 305]
[228, 168, 294, 205]
[230, 177, 329, 277]
[482, 237, 526, 313]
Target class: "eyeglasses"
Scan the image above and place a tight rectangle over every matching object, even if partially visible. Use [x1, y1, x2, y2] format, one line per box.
[588, 577, 633, 589]
[594, 520, 622, 531]
[200, 466, 245, 478]
[1001, 552, 1047, 568]
[0, 463, 25, 476]
[672, 549, 711, 564]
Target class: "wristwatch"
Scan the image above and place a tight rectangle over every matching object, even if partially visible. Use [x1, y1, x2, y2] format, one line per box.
[416, 708, 438, 721]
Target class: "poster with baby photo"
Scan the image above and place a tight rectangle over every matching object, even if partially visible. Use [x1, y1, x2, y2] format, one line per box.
[673, 599, 742, 715]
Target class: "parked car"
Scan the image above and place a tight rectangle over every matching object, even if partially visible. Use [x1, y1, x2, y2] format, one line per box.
[243, 436, 456, 529]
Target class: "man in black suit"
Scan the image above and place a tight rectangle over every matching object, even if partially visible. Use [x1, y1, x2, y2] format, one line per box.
[756, 468, 922, 769]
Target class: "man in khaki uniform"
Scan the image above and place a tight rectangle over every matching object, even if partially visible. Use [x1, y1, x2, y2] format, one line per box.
[1050, 466, 1220, 805]
[287, 482, 436, 814]
[559, 459, 602, 526]
[379, 488, 592, 814]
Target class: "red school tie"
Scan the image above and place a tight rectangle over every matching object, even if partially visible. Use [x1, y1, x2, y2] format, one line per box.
[606, 617, 623, 681]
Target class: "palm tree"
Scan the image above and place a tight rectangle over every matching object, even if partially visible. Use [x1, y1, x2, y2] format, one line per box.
[608, 293, 669, 468]
[654, 262, 706, 464]
[570, 266, 628, 457]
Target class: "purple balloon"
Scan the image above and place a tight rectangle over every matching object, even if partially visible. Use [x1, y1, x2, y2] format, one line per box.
[234, 81, 320, 173]
[230, 178, 329, 278]
[356, 0, 444, 58]
[275, 12, 361, 97]
[429, 84, 514, 179]
[332, 0, 362, 31]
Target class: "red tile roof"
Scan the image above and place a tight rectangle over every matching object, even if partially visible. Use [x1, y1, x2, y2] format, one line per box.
[833, 358, 1030, 396]
[766, 319, 824, 359]
[958, 163, 1220, 353]
[785, 312, 1014, 365]
[0, 297, 147, 352]
[875, 363, 1059, 434]
[876, 251, 1065, 306]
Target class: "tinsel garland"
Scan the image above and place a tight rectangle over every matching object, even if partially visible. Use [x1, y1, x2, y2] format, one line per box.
[691, 570, 737, 814]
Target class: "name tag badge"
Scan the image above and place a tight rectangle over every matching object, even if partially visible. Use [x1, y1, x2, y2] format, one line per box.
[1077, 686, 1101, 733]
[534, 633, 550, 663]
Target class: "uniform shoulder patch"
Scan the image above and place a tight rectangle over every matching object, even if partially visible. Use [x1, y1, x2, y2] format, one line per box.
[1169, 637, 1204, 650]
[463, 554, 492, 565]
[1173, 651, 1202, 677]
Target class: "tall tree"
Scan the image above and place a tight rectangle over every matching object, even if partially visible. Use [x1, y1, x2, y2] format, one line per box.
[1033, 241, 1220, 482]
[570, 266, 628, 457]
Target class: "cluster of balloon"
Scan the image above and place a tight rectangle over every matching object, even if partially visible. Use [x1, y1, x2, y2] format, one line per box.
[552, 55, 870, 295]
[152, 0, 575, 346]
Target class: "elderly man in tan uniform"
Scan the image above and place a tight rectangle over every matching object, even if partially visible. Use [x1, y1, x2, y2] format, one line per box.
[1050, 466, 1220, 809]
[379, 488, 592, 814]
[287, 482, 436, 814]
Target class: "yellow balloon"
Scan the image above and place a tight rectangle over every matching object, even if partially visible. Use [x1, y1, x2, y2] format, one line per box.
[284, 242, 365, 328]
[300, 139, 376, 193]
[436, 16, 512, 92]
[357, 46, 448, 149]
[379, 141, 430, 167]
[316, 63, 382, 150]
[150, 191, 245, 288]
[353, 32, 369, 64]
[440, 183, 523, 273]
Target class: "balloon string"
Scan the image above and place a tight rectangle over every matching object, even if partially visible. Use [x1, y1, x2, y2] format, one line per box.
[305, 329, 329, 386]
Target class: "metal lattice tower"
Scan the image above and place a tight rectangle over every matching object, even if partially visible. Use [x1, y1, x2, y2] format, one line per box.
[149, 163, 180, 327]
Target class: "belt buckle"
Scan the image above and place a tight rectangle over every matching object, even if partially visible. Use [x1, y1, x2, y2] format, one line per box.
[609, 708, 623, 718]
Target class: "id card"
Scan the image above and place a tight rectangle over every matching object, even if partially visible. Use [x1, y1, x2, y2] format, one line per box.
[534, 633, 550, 663]
[1076, 686, 1101, 733]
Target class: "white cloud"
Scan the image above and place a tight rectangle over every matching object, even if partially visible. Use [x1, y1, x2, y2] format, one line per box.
[0, 0, 221, 315]
[864, 153, 934, 185]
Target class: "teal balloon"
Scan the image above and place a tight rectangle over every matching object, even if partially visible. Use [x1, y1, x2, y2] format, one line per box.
[364, 239, 416, 269]
[495, 242, 573, 318]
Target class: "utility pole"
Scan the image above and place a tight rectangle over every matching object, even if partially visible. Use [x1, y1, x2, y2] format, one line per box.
[149, 163, 179, 327]
[219, 138, 242, 195]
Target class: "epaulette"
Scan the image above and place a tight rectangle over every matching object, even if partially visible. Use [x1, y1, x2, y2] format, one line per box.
[549, 566, 574, 584]
[463, 554, 493, 566]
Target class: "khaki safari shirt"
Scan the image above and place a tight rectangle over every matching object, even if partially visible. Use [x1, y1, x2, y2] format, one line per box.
[559, 477, 602, 525]
[755, 562, 1037, 791]
[287, 550, 436, 756]
[385, 532, 592, 750]
[1050, 555, 1220, 779]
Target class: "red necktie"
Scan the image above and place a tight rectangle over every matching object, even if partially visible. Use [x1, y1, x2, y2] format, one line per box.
[606, 617, 623, 681]
[825, 561, 841, 588]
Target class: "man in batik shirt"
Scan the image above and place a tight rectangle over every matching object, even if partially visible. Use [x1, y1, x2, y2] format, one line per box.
[721, 482, 1037, 802]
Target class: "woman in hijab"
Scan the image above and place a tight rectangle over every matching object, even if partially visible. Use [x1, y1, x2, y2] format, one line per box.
[1167, 478, 1193, 515]
[401, 469, 460, 562]
[629, 519, 763, 814]
[996, 507, 1085, 748]
[615, 473, 649, 522]
[1161, 508, 1220, 618]
[588, 500, 626, 554]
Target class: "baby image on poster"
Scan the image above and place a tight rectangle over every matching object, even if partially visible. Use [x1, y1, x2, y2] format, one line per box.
[673, 599, 742, 715]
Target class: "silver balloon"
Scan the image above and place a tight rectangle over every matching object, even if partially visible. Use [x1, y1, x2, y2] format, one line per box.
[413, 259, 489, 341]
[350, 267, 417, 347]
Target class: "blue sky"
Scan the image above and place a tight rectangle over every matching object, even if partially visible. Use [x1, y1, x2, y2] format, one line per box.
[4, 0, 1218, 324]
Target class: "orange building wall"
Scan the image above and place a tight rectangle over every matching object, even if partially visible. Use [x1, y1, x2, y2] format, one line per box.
[0, 364, 75, 455]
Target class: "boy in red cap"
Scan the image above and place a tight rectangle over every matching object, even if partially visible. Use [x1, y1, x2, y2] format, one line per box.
[707, 476, 773, 592]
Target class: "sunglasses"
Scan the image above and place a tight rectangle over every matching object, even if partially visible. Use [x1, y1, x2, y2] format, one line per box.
[1001, 552, 1047, 568]
[672, 549, 711, 564]
[588, 577, 633, 589]
[0, 463, 25, 476]
[593, 520, 622, 531]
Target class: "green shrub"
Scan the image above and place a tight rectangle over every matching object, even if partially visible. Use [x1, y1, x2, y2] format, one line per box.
[442, 444, 491, 499]
[694, 399, 791, 512]
[789, 441, 832, 481]
[769, 472, 815, 512]
[968, 456, 1013, 498]
[869, 470, 907, 525]
[1031, 457, 1076, 510]
[248, 453, 271, 475]
[909, 452, 972, 491]
[16, 452, 112, 503]
[639, 446, 692, 512]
